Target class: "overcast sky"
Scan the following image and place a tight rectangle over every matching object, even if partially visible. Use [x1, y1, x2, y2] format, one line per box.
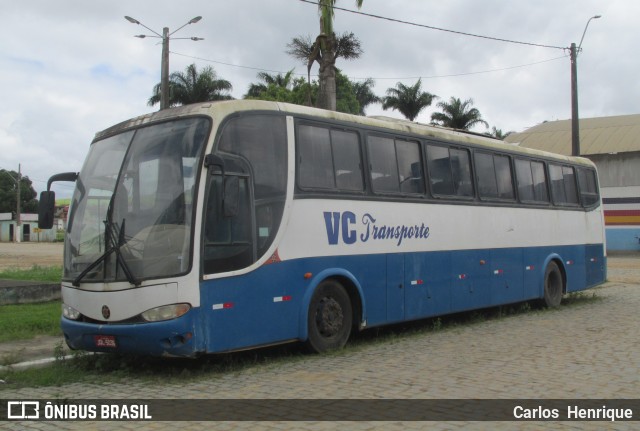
[1, 0, 635, 198]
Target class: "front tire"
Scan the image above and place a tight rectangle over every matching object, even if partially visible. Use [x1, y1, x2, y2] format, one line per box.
[306, 280, 352, 353]
[543, 261, 563, 308]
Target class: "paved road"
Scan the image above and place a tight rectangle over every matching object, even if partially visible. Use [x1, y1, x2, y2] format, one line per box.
[1, 255, 639, 430]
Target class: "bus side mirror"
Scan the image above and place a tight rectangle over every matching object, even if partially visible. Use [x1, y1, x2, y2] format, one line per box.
[38, 191, 56, 229]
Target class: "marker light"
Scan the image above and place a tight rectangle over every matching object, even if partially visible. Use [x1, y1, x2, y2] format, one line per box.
[62, 303, 81, 320]
[141, 303, 191, 322]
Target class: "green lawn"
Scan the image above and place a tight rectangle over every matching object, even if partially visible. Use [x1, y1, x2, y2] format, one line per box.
[0, 265, 62, 282]
[0, 301, 62, 342]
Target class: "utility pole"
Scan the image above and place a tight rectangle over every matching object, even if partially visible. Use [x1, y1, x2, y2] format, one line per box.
[570, 15, 601, 156]
[125, 16, 203, 110]
[161, 27, 170, 110]
[16, 164, 21, 243]
[570, 43, 579, 157]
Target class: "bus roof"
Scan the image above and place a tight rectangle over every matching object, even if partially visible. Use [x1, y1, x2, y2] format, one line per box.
[94, 99, 595, 168]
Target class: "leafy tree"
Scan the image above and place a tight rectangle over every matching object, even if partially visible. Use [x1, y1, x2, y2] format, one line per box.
[0, 170, 38, 214]
[352, 78, 381, 115]
[287, 0, 364, 111]
[148, 64, 233, 107]
[245, 70, 361, 116]
[245, 70, 295, 98]
[381, 79, 437, 121]
[335, 70, 360, 114]
[430, 97, 489, 131]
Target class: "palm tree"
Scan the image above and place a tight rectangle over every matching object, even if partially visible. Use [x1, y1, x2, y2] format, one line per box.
[148, 64, 233, 107]
[287, 1, 364, 111]
[430, 97, 489, 131]
[490, 126, 513, 140]
[352, 78, 380, 115]
[381, 79, 437, 121]
[245, 70, 295, 98]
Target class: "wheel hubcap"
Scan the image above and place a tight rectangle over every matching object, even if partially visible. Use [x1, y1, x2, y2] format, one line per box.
[316, 297, 343, 337]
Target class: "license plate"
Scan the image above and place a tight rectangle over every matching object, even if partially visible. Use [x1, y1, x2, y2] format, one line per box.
[94, 335, 117, 348]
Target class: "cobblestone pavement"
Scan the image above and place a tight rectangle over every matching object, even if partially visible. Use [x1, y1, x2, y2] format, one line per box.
[1, 255, 639, 430]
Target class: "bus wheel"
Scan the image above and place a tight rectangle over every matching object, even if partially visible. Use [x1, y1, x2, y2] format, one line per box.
[543, 261, 563, 308]
[306, 279, 352, 353]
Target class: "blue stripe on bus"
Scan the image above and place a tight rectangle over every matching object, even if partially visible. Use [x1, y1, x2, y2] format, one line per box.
[200, 243, 605, 353]
[60, 243, 605, 356]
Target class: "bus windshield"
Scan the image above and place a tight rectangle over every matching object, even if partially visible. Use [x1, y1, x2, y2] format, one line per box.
[64, 117, 210, 285]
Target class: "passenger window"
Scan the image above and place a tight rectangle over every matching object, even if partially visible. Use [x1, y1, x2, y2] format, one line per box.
[531, 161, 549, 202]
[332, 130, 364, 191]
[549, 164, 579, 205]
[577, 168, 599, 207]
[475, 152, 498, 198]
[515, 159, 535, 201]
[451, 148, 473, 197]
[298, 125, 334, 189]
[427, 145, 454, 195]
[495, 155, 514, 199]
[563, 166, 579, 204]
[368, 136, 424, 195]
[475, 152, 514, 201]
[396, 140, 425, 194]
[515, 159, 549, 203]
[549, 164, 566, 203]
[368, 136, 400, 192]
[298, 124, 363, 192]
[426, 145, 473, 197]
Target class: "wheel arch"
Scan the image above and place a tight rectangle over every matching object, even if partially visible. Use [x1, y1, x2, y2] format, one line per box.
[298, 268, 366, 342]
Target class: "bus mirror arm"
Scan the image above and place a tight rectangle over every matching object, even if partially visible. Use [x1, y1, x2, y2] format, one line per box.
[205, 154, 226, 176]
[38, 172, 79, 229]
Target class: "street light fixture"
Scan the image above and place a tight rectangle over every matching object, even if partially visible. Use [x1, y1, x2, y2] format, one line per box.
[570, 15, 601, 156]
[125, 15, 204, 110]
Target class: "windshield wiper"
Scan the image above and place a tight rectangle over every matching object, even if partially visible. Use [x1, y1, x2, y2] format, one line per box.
[72, 218, 140, 287]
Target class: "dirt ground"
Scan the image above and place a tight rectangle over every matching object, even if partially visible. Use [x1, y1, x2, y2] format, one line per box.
[0, 242, 64, 270]
[607, 253, 640, 284]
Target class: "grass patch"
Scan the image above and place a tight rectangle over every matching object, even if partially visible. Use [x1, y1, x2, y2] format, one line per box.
[0, 265, 62, 283]
[0, 291, 601, 389]
[1, 342, 308, 390]
[0, 301, 62, 342]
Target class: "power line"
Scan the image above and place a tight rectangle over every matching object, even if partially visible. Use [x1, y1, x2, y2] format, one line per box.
[300, 0, 566, 51]
[172, 50, 568, 82]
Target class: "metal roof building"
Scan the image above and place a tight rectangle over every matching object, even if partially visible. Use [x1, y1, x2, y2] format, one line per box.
[504, 114, 640, 156]
[505, 114, 640, 251]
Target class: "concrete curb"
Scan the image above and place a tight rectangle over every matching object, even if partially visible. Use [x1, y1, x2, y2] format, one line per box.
[0, 280, 60, 305]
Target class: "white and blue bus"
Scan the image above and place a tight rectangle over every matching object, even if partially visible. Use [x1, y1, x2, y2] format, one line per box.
[39, 100, 606, 356]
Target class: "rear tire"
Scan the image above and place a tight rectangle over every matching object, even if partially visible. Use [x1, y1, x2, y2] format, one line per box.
[305, 279, 352, 353]
[543, 261, 563, 308]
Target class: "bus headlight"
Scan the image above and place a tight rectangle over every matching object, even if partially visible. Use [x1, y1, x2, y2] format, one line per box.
[62, 303, 81, 320]
[141, 303, 191, 322]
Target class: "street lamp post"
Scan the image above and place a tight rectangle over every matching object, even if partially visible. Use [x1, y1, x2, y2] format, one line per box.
[570, 15, 601, 156]
[125, 15, 203, 110]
